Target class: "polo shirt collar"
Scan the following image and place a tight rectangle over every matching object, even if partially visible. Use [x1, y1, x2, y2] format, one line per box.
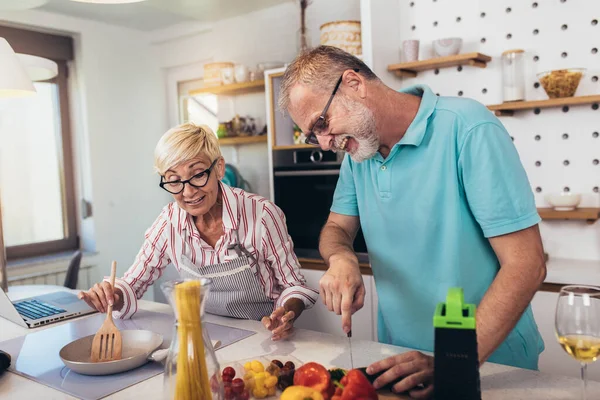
[397, 84, 438, 147]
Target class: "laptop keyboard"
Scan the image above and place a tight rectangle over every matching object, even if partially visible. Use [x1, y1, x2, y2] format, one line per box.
[14, 299, 66, 321]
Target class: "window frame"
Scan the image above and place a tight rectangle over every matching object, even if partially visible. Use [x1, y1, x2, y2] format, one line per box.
[0, 26, 78, 260]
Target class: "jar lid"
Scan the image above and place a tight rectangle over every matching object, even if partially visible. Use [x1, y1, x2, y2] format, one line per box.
[502, 49, 525, 55]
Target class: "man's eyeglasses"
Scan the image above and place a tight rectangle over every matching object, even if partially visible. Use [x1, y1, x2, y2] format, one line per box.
[159, 158, 219, 194]
[304, 68, 359, 145]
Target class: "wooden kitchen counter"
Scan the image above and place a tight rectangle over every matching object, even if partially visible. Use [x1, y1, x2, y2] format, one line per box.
[300, 256, 600, 293]
[299, 257, 373, 275]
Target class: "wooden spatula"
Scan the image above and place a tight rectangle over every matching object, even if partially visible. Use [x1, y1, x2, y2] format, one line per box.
[91, 261, 122, 362]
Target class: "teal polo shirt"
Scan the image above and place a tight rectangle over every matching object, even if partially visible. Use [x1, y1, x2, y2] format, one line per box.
[331, 84, 544, 370]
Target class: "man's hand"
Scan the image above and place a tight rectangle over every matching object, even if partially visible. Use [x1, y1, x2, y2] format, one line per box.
[319, 254, 365, 334]
[78, 282, 124, 314]
[262, 306, 296, 341]
[367, 351, 434, 399]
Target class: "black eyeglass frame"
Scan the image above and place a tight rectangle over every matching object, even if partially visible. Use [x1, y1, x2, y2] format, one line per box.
[159, 158, 219, 194]
[304, 68, 360, 145]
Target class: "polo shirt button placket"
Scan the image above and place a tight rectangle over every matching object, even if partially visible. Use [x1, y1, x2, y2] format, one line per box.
[378, 163, 392, 198]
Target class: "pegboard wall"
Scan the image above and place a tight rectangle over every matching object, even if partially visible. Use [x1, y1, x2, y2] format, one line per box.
[393, 0, 600, 260]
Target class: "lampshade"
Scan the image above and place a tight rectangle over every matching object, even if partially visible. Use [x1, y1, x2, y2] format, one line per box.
[17, 53, 59, 81]
[0, 0, 48, 10]
[0, 38, 36, 97]
[69, 0, 146, 3]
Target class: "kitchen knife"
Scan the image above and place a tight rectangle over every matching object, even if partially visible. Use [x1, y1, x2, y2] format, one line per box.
[348, 330, 354, 369]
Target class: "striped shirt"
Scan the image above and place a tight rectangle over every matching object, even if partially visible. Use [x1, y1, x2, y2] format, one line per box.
[111, 183, 318, 319]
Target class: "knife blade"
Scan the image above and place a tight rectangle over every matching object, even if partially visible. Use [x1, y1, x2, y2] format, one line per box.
[347, 330, 354, 369]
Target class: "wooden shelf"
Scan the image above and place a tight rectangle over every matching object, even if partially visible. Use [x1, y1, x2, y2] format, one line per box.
[538, 207, 600, 224]
[189, 80, 265, 96]
[387, 52, 492, 78]
[488, 95, 600, 116]
[218, 135, 267, 146]
[273, 144, 316, 150]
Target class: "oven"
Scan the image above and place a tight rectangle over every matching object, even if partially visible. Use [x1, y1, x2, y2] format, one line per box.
[273, 148, 368, 261]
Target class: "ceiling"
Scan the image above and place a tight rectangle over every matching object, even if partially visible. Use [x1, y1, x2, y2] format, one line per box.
[38, 0, 291, 31]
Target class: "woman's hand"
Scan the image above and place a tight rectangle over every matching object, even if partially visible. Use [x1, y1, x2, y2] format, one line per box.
[262, 298, 305, 340]
[262, 306, 296, 341]
[78, 282, 124, 314]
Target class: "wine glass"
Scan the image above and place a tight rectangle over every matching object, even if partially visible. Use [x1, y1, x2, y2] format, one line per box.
[555, 285, 600, 400]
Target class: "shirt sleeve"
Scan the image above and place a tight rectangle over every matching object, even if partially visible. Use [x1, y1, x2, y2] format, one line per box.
[105, 210, 171, 319]
[260, 201, 319, 310]
[331, 154, 359, 216]
[458, 122, 541, 238]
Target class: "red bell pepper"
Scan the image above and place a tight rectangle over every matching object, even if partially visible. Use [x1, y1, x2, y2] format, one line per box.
[293, 362, 334, 399]
[331, 369, 378, 400]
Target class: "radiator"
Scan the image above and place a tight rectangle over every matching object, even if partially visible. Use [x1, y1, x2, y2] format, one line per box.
[8, 264, 95, 289]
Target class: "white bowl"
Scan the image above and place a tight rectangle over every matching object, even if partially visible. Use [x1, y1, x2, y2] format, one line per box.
[544, 193, 582, 211]
[432, 38, 462, 57]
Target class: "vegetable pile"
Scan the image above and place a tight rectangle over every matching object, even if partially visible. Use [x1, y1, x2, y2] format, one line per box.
[280, 363, 378, 400]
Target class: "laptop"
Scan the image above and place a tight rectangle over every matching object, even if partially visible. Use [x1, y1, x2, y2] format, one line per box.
[0, 289, 96, 328]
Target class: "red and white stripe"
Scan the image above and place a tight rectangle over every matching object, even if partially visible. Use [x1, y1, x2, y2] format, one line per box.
[109, 183, 318, 319]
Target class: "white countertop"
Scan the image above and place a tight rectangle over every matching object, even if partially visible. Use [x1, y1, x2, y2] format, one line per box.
[1, 285, 600, 399]
[545, 257, 600, 287]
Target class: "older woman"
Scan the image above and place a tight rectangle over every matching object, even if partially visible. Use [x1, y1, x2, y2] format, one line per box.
[78, 123, 318, 340]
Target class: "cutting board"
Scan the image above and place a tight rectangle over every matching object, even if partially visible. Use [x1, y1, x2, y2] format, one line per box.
[378, 391, 409, 399]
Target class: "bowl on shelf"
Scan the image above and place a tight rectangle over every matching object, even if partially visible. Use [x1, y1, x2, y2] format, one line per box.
[544, 192, 582, 211]
[432, 38, 462, 57]
[536, 68, 585, 98]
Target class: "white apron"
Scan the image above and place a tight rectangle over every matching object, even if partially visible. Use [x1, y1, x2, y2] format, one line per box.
[178, 230, 274, 321]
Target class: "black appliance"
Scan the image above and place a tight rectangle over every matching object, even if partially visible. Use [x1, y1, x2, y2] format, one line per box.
[273, 148, 368, 261]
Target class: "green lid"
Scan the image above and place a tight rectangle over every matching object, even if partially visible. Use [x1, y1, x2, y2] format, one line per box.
[433, 287, 476, 330]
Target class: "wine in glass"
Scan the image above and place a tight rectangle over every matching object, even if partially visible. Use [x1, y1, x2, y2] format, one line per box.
[555, 285, 600, 400]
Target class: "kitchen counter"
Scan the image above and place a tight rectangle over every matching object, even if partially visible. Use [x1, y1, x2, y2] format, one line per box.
[300, 257, 600, 292]
[1, 286, 599, 399]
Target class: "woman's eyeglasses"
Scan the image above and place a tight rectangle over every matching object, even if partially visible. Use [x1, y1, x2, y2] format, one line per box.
[304, 68, 359, 145]
[159, 158, 218, 194]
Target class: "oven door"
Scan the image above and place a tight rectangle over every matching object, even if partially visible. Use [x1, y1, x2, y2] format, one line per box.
[274, 169, 368, 259]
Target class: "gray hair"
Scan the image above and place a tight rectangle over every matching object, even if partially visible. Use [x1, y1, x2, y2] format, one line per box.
[278, 45, 379, 112]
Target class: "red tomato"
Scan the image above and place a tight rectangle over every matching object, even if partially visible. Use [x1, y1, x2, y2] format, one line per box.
[222, 366, 236, 379]
[237, 389, 250, 400]
[231, 378, 245, 394]
[224, 386, 234, 400]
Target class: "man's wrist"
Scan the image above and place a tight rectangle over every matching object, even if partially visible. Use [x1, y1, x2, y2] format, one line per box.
[328, 252, 359, 268]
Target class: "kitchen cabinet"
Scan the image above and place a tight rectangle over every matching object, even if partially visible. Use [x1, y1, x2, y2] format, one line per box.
[294, 269, 377, 341]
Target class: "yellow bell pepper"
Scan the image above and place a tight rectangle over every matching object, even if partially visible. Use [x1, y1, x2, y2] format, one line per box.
[280, 385, 325, 400]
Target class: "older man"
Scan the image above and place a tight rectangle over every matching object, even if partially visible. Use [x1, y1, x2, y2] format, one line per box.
[278, 46, 546, 397]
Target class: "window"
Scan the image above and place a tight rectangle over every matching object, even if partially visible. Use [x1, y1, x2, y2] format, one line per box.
[0, 26, 77, 259]
[178, 79, 219, 133]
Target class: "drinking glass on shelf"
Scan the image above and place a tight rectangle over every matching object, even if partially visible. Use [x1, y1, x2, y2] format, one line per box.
[555, 285, 600, 400]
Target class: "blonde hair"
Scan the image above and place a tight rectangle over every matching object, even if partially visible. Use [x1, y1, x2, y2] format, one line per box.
[154, 123, 222, 175]
[278, 45, 378, 112]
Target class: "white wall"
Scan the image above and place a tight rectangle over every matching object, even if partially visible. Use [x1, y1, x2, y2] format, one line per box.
[365, 0, 600, 262]
[152, 0, 362, 199]
[0, 10, 169, 294]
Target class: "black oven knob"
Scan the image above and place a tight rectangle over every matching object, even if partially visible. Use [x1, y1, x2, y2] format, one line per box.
[310, 150, 323, 163]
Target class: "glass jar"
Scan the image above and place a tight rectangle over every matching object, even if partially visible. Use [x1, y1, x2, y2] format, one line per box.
[501, 49, 525, 102]
[161, 279, 223, 400]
